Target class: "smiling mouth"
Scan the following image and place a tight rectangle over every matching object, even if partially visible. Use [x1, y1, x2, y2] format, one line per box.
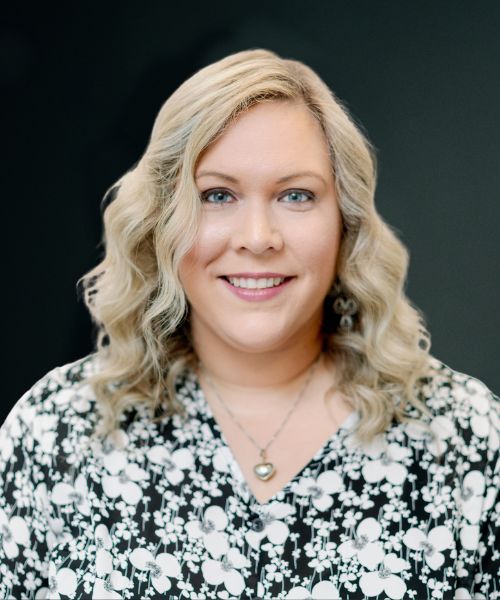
[219, 276, 294, 289]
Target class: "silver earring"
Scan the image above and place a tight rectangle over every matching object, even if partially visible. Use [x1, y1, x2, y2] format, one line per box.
[329, 280, 359, 332]
[417, 317, 431, 351]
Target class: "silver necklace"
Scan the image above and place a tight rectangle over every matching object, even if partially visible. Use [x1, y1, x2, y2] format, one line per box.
[198, 354, 322, 482]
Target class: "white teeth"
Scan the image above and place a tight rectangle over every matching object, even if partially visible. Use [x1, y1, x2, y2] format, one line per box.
[227, 277, 285, 289]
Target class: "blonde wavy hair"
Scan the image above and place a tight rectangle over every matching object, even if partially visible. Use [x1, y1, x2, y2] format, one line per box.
[80, 48, 432, 444]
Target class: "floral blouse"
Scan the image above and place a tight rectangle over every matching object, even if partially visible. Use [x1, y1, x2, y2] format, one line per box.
[0, 354, 498, 600]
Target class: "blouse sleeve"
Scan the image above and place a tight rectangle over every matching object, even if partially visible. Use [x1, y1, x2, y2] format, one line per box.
[0, 388, 51, 598]
[455, 388, 500, 599]
[472, 481, 499, 598]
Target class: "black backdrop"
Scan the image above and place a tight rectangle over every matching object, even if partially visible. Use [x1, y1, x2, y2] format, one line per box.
[3, 1, 500, 423]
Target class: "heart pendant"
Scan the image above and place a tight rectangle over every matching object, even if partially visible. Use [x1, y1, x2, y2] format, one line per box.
[254, 462, 275, 481]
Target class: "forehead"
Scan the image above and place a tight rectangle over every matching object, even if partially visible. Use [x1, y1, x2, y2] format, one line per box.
[195, 101, 332, 178]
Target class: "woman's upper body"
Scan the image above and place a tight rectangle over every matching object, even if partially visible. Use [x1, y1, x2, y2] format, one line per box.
[0, 351, 498, 599]
[2, 48, 498, 599]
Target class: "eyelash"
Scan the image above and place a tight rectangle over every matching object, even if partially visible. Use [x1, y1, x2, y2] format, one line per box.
[200, 188, 316, 205]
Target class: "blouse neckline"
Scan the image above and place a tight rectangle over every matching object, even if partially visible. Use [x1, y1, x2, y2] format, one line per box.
[185, 368, 359, 507]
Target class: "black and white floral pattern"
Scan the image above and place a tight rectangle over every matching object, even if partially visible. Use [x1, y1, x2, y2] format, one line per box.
[0, 354, 498, 599]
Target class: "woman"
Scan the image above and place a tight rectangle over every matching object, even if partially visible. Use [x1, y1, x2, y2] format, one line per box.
[0, 49, 497, 599]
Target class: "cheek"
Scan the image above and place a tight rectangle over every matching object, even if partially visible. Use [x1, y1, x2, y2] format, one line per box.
[293, 218, 342, 267]
[179, 224, 227, 278]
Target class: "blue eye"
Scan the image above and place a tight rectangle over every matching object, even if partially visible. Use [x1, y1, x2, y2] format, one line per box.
[281, 190, 314, 203]
[200, 188, 315, 205]
[201, 190, 233, 204]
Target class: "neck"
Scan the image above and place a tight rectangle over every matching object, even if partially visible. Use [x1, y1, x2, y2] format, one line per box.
[191, 317, 331, 412]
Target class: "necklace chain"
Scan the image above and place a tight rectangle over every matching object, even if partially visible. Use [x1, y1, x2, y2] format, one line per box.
[198, 353, 322, 459]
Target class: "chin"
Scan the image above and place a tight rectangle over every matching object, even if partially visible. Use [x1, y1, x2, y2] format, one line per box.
[225, 331, 290, 354]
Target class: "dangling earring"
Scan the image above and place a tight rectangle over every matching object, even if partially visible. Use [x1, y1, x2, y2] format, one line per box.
[328, 279, 359, 332]
[417, 317, 431, 351]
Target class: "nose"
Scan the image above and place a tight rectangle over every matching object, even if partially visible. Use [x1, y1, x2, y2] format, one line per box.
[232, 200, 284, 254]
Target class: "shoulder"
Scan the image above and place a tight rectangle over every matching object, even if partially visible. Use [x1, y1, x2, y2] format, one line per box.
[6, 353, 99, 422]
[422, 356, 498, 431]
[0, 354, 100, 464]
[407, 355, 499, 461]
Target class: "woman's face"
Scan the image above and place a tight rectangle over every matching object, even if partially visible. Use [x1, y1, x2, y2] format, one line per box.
[179, 100, 343, 355]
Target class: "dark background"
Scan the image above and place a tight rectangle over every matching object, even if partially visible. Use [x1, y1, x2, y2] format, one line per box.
[2, 2, 499, 422]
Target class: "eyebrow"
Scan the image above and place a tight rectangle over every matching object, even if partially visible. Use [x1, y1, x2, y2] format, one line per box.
[195, 170, 327, 186]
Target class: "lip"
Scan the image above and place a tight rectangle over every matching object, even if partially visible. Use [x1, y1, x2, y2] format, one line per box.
[219, 276, 295, 302]
[222, 272, 290, 278]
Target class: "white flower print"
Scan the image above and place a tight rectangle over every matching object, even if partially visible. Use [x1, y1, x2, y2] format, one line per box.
[292, 470, 343, 511]
[147, 445, 194, 484]
[456, 470, 496, 524]
[46, 517, 73, 552]
[201, 547, 250, 595]
[53, 385, 92, 413]
[306, 540, 336, 573]
[359, 553, 408, 599]
[0, 355, 498, 599]
[129, 547, 181, 593]
[362, 442, 411, 485]
[105, 428, 129, 452]
[32, 412, 58, 454]
[93, 570, 130, 600]
[41, 508, 73, 550]
[454, 588, 487, 599]
[406, 415, 456, 456]
[403, 525, 453, 569]
[36, 563, 77, 599]
[422, 484, 453, 520]
[51, 473, 91, 516]
[0, 433, 13, 462]
[286, 580, 340, 599]
[154, 513, 185, 545]
[0, 411, 21, 462]
[185, 505, 229, 558]
[212, 445, 253, 502]
[212, 445, 233, 474]
[465, 379, 493, 439]
[455, 470, 497, 552]
[0, 508, 29, 558]
[94, 524, 114, 577]
[102, 449, 149, 505]
[453, 376, 499, 450]
[344, 432, 386, 458]
[460, 524, 480, 552]
[245, 501, 295, 550]
[427, 416, 456, 456]
[338, 517, 384, 570]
